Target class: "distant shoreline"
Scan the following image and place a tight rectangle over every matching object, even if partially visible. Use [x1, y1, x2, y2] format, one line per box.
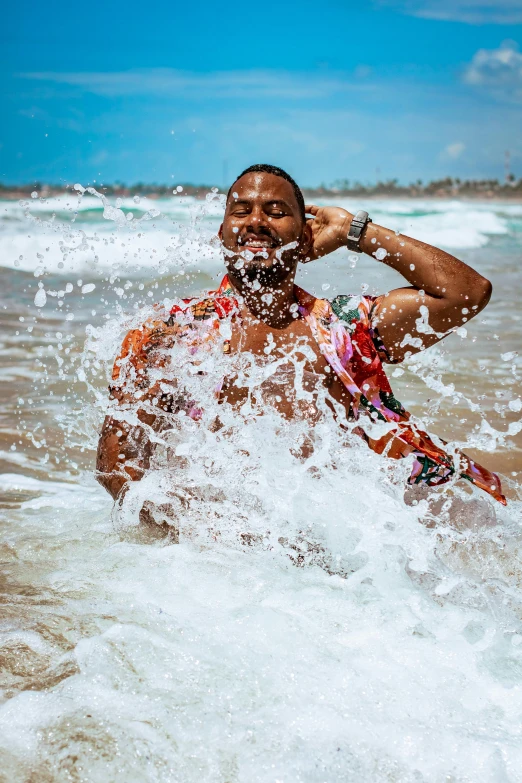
[2, 178, 522, 202]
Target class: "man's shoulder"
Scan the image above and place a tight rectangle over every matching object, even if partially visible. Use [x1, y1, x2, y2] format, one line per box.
[121, 290, 209, 345]
[112, 315, 182, 384]
[112, 283, 236, 384]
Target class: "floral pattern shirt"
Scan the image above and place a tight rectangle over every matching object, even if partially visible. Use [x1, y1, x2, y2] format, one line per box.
[111, 275, 506, 505]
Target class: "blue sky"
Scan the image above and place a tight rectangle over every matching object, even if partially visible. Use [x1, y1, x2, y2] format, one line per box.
[2, 0, 522, 186]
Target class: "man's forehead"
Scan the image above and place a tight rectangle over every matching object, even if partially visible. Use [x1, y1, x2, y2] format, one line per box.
[229, 172, 297, 206]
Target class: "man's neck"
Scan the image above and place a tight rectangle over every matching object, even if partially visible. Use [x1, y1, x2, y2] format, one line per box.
[226, 271, 297, 329]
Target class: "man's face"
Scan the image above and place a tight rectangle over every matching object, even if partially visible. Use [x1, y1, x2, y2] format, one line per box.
[220, 172, 309, 288]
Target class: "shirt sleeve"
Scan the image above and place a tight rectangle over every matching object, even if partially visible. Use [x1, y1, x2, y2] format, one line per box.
[110, 318, 181, 393]
[331, 293, 399, 365]
[365, 295, 403, 365]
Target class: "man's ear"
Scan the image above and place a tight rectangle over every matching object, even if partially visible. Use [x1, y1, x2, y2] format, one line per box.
[218, 223, 224, 240]
[298, 220, 313, 263]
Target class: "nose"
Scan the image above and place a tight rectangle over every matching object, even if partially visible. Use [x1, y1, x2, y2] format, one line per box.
[247, 204, 270, 232]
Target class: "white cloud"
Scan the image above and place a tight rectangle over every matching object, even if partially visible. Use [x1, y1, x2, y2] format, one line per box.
[442, 142, 466, 159]
[375, 0, 522, 24]
[463, 41, 522, 102]
[18, 68, 371, 101]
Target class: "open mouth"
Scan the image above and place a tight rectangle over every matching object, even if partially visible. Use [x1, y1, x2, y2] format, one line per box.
[238, 234, 281, 254]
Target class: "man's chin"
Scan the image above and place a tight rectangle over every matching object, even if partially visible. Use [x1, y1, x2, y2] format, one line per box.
[226, 254, 291, 287]
[243, 251, 278, 269]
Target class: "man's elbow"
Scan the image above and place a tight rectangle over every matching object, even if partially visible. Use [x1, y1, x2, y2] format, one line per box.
[96, 425, 122, 498]
[96, 464, 127, 500]
[470, 276, 492, 313]
[479, 276, 493, 309]
[95, 453, 118, 499]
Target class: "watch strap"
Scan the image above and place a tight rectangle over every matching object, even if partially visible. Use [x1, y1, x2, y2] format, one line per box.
[346, 210, 372, 253]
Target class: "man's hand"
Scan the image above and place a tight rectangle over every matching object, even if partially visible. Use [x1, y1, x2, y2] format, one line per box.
[304, 204, 353, 261]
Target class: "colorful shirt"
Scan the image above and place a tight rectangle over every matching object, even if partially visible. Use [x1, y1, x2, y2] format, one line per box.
[111, 275, 506, 505]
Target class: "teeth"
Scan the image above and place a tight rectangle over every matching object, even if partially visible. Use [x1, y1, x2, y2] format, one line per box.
[240, 239, 274, 248]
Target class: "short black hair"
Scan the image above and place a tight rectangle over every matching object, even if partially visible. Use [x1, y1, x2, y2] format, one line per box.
[228, 163, 305, 221]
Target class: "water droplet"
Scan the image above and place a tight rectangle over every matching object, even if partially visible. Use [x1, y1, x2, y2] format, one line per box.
[34, 288, 47, 307]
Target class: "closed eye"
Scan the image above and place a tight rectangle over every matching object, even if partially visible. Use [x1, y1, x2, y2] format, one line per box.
[265, 202, 290, 217]
[229, 200, 251, 216]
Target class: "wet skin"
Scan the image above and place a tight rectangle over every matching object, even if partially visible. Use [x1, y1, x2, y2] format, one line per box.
[97, 170, 493, 507]
[219, 307, 347, 422]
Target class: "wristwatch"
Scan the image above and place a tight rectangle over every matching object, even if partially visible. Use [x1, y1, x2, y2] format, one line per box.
[346, 210, 372, 253]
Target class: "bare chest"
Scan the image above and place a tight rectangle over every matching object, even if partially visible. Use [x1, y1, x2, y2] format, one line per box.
[220, 314, 345, 419]
[228, 312, 334, 379]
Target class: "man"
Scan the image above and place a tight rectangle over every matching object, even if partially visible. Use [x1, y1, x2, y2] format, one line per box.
[96, 163, 505, 519]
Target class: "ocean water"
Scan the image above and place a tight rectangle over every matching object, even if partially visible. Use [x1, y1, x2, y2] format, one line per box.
[1, 190, 522, 782]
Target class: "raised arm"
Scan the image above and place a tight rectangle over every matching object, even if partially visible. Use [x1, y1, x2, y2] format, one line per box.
[304, 205, 492, 362]
[360, 221, 491, 362]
